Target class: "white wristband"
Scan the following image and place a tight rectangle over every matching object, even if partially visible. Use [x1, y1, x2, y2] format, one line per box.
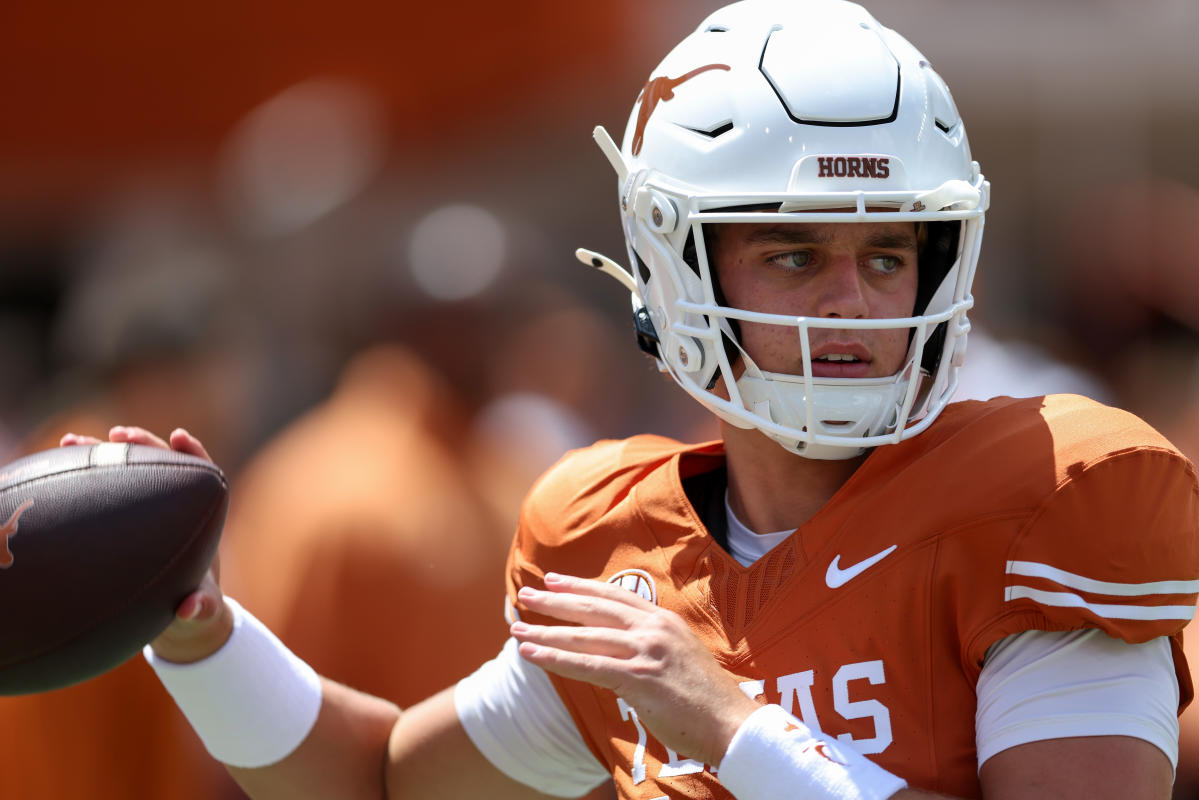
[719, 705, 907, 800]
[144, 597, 322, 768]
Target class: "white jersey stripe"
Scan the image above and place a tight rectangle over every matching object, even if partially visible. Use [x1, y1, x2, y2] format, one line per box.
[1006, 560, 1199, 597]
[1005, 586, 1197, 621]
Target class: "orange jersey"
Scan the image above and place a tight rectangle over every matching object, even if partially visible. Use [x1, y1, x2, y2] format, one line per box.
[506, 394, 1199, 799]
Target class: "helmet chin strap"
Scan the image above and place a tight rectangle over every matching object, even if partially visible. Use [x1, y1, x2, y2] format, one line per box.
[729, 337, 916, 460]
[736, 372, 910, 460]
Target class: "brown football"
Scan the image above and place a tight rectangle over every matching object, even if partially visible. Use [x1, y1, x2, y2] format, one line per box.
[0, 442, 227, 694]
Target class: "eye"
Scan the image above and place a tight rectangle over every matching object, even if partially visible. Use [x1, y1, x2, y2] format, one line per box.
[865, 255, 902, 275]
[767, 251, 812, 270]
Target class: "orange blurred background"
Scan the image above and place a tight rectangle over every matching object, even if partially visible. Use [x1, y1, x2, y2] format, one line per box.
[0, 1, 1197, 797]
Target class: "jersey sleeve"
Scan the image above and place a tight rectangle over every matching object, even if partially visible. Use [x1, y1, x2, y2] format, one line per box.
[971, 444, 1199, 708]
[507, 439, 622, 606]
[502, 435, 692, 776]
[504, 435, 686, 616]
[455, 638, 610, 797]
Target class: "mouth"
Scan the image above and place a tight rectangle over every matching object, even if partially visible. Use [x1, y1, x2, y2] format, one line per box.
[809, 344, 872, 378]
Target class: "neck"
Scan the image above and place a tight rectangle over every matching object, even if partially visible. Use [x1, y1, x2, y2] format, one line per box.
[721, 421, 866, 534]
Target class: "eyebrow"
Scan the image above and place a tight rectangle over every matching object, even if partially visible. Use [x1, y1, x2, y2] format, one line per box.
[742, 225, 918, 251]
[864, 231, 919, 250]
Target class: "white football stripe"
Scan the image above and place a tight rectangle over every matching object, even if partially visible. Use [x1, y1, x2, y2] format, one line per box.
[90, 442, 130, 467]
[1006, 560, 1199, 597]
[1005, 586, 1197, 621]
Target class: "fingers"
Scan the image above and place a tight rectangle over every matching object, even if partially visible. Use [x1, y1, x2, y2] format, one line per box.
[510, 619, 636, 660]
[150, 569, 233, 664]
[545, 572, 658, 611]
[511, 634, 626, 690]
[170, 569, 225, 622]
[513, 573, 678, 686]
[175, 586, 219, 622]
[60, 426, 213, 463]
[168, 428, 213, 462]
[518, 585, 635, 629]
[517, 572, 657, 628]
[59, 433, 102, 447]
[108, 425, 171, 450]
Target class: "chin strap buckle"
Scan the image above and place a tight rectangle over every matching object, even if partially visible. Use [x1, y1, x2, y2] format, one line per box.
[633, 305, 660, 358]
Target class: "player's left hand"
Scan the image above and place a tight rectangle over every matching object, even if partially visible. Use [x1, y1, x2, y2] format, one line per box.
[511, 572, 759, 768]
[60, 425, 233, 664]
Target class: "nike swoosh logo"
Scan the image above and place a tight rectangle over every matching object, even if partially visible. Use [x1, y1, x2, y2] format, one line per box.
[825, 544, 898, 589]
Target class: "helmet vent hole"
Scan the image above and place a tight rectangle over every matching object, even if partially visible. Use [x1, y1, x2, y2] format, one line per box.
[705, 25, 729, 32]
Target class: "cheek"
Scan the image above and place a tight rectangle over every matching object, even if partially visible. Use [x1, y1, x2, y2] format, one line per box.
[876, 266, 919, 316]
[737, 321, 787, 358]
[871, 327, 914, 375]
[864, 268, 919, 330]
[899, 266, 920, 315]
[713, 254, 750, 308]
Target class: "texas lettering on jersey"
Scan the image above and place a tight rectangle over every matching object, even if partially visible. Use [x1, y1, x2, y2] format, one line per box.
[507, 394, 1199, 799]
[614, 655, 895, 791]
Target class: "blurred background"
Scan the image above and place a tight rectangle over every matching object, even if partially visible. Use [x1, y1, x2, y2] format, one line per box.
[0, 0, 1197, 797]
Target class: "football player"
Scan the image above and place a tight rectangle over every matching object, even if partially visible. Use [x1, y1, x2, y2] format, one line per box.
[64, 1, 1198, 799]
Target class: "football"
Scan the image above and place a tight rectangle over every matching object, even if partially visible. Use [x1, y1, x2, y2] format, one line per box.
[0, 442, 227, 694]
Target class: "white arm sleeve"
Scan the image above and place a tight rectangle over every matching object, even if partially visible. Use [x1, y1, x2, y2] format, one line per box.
[454, 637, 610, 798]
[976, 629, 1180, 769]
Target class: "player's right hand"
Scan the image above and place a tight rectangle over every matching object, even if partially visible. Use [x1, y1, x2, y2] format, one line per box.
[60, 426, 234, 664]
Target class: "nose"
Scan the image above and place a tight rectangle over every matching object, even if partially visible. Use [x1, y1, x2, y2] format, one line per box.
[812, 253, 869, 319]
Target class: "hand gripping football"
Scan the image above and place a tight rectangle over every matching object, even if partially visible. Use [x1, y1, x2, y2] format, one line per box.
[0, 442, 228, 694]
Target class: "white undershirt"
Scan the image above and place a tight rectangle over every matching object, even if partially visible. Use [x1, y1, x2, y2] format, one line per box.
[725, 491, 792, 567]
[454, 501, 1182, 795]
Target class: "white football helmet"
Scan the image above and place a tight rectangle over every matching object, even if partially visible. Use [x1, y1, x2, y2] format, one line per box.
[578, 0, 988, 459]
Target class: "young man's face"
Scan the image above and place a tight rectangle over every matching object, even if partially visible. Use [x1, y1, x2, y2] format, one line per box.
[710, 220, 920, 379]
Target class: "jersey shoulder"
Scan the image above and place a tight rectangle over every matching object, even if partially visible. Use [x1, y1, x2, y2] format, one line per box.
[508, 435, 718, 589]
[520, 434, 708, 538]
[908, 395, 1199, 654]
[881, 394, 1192, 517]
[913, 393, 1185, 478]
[1006, 396, 1198, 643]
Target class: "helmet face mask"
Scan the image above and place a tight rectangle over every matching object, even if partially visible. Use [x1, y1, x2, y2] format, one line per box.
[584, 0, 989, 460]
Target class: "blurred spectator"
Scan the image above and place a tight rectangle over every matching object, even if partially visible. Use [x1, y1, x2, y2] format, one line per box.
[219, 344, 506, 704]
[1060, 178, 1199, 443]
[952, 326, 1110, 404]
[216, 343, 616, 799]
[0, 205, 263, 799]
[0, 660, 228, 799]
